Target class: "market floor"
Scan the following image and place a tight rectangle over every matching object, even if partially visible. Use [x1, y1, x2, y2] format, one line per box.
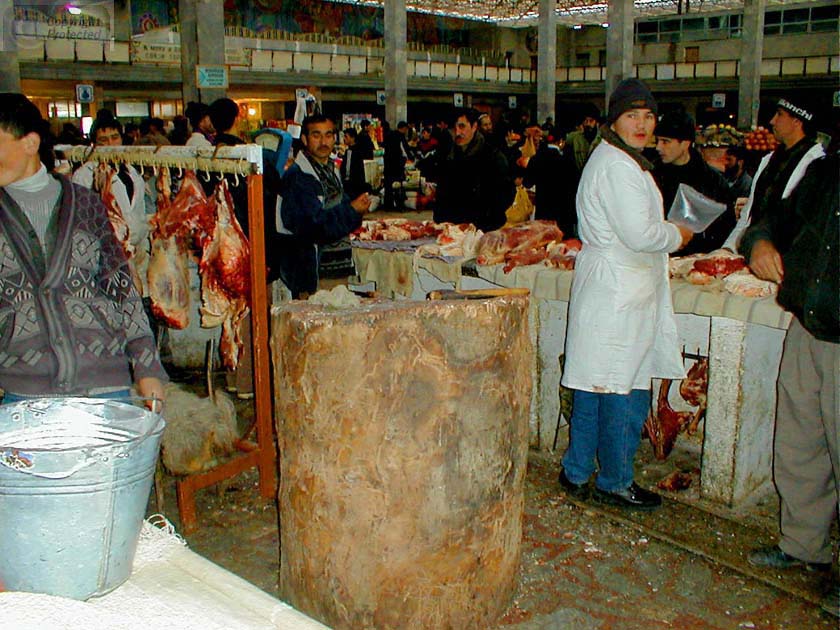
[153, 371, 837, 630]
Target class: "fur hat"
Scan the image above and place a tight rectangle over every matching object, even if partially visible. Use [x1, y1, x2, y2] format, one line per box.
[608, 78, 657, 124]
[655, 111, 696, 142]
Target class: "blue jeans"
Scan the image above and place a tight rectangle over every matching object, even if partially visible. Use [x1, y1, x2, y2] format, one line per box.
[562, 389, 651, 492]
[2, 390, 131, 405]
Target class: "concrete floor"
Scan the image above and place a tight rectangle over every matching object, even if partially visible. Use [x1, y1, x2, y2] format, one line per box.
[154, 373, 837, 630]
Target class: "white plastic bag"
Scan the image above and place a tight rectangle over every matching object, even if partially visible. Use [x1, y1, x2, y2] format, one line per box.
[666, 183, 727, 233]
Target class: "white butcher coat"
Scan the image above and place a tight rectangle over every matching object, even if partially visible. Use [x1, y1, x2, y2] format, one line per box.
[561, 140, 685, 395]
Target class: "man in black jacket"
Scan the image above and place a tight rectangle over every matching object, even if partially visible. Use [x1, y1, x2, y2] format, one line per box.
[340, 128, 369, 199]
[740, 149, 838, 618]
[433, 108, 514, 232]
[653, 110, 736, 255]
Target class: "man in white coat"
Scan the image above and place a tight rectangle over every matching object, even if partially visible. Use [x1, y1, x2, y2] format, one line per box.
[559, 78, 692, 509]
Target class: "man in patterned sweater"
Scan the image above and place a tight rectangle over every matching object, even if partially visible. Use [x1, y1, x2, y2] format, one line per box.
[0, 94, 167, 403]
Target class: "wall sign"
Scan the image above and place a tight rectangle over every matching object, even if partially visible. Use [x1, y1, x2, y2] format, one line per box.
[75, 84, 94, 103]
[197, 65, 229, 89]
[453, 93, 464, 107]
[712, 93, 726, 109]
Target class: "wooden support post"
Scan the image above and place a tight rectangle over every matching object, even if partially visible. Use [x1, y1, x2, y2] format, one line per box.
[246, 173, 277, 499]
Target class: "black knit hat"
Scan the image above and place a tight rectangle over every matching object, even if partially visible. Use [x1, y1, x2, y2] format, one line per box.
[608, 78, 657, 123]
[776, 97, 814, 123]
[655, 110, 696, 142]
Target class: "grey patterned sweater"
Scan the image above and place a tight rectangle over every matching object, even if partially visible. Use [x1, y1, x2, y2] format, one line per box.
[0, 174, 167, 396]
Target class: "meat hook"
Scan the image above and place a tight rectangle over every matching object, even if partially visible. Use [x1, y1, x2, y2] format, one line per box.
[233, 169, 240, 187]
[177, 165, 184, 179]
[202, 168, 211, 183]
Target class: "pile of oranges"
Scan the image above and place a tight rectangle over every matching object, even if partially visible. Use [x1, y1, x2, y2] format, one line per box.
[743, 127, 778, 152]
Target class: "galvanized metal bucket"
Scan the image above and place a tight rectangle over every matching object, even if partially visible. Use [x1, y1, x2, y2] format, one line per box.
[0, 397, 165, 600]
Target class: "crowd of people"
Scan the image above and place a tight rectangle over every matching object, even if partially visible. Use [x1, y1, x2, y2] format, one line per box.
[0, 82, 836, 615]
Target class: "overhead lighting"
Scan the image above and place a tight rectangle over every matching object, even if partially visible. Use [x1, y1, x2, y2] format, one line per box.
[601, 22, 609, 28]
[248, 107, 257, 116]
[66, 5, 82, 15]
[572, 24, 583, 30]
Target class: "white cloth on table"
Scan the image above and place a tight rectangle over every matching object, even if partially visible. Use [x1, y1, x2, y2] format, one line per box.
[0, 515, 330, 630]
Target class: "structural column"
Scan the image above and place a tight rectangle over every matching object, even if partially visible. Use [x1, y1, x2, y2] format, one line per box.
[112, 0, 132, 43]
[738, 0, 766, 130]
[605, 0, 634, 101]
[536, 0, 557, 126]
[384, 0, 407, 125]
[179, 0, 226, 105]
[0, 0, 21, 92]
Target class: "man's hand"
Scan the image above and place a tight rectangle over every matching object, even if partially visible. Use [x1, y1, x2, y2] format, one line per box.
[351, 192, 372, 215]
[734, 197, 748, 219]
[136, 377, 165, 411]
[748, 239, 784, 283]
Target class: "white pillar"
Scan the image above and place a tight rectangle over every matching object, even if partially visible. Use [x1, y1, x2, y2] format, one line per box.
[384, 0, 407, 125]
[738, 0, 766, 130]
[536, 0, 557, 126]
[0, 0, 21, 92]
[605, 0, 634, 101]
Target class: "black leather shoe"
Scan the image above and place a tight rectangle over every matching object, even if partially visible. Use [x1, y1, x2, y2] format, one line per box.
[748, 545, 831, 572]
[558, 469, 590, 500]
[594, 482, 662, 510]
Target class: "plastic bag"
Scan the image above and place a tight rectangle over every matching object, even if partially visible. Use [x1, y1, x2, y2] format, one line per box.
[504, 185, 534, 226]
[666, 183, 728, 233]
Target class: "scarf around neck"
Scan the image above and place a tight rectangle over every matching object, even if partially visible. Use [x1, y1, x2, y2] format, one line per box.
[596, 124, 655, 172]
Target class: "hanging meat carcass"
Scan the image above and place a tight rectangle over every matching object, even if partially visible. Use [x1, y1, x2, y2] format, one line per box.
[92, 163, 143, 292]
[679, 358, 709, 435]
[153, 170, 215, 246]
[644, 379, 700, 461]
[147, 168, 191, 329]
[199, 179, 251, 370]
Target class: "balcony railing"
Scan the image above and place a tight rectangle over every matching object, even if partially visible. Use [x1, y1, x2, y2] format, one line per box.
[16, 35, 838, 87]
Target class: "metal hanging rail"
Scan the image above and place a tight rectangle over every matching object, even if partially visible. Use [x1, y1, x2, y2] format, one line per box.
[56, 143, 275, 534]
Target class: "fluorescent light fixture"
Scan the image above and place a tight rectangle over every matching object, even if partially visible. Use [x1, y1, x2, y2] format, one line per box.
[66, 5, 82, 15]
[81, 116, 93, 135]
[601, 22, 609, 28]
[572, 24, 583, 30]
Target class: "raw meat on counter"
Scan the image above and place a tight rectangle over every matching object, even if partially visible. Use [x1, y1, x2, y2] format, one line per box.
[415, 223, 484, 259]
[723, 271, 778, 298]
[544, 238, 582, 270]
[351, 218, 442, 241]
[670, 250, 746, 285]
[475, 220, 564, 272]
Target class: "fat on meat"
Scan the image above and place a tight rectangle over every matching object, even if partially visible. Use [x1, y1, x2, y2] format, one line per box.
[147, 167, 192, 329]
[199, 179, 251, 370]
[152, 169, 214, 246]
[147, 234, 191, 329]
[92, 163, 143, 292]
[476, 220, 564, 268]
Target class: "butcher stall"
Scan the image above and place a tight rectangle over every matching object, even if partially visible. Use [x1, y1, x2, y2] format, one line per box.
[350, 219, 792, 508]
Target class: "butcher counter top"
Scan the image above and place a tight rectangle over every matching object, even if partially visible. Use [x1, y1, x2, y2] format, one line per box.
[351, 244, 792, 331]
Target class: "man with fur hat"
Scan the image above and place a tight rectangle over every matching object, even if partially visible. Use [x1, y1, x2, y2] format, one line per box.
[653, 110, 736, 255]
[722, 96, 824, 251]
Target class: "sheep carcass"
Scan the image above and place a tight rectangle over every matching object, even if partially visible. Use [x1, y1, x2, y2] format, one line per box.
[475, 220, 564, 271]
[147, 168, 192, 329]
[199, 179, 251, 370]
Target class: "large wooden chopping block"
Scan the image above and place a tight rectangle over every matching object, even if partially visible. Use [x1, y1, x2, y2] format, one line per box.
[271, 296, 532, 630]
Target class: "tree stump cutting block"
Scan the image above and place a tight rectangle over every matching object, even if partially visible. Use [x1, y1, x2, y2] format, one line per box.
[271, 296, 532, 630]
